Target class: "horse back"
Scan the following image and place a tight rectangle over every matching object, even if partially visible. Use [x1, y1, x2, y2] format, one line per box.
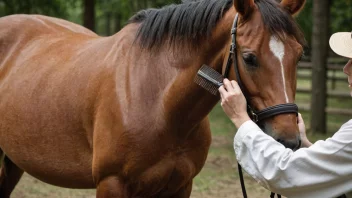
[0, 14, 96, 38]
[0, 14, 97, 68]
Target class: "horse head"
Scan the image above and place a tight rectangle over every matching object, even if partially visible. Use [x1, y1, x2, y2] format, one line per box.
[131, 0, 306, 150]
[221, 0, 306, 150]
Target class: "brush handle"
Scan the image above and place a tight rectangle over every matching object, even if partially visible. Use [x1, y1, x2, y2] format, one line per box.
[198, 70, 223, 87]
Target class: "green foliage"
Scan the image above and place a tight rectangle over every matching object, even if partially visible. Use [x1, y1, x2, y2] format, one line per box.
[0, 0, 351, 44]
[0, 0, 74, 18]
[95, 0, 180, 35]
[66, 0, 83, 25]
[330, 0, 352, 33]
[296, 0, 312, 53]
[295, 0, 352, 55]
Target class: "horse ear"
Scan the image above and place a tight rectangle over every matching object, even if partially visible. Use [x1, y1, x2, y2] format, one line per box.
[280, 0, 306, 16]
[233, 0, 255, 19]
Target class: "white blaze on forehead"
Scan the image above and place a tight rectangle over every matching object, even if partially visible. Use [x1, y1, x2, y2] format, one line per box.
[269, 36, 289, 103]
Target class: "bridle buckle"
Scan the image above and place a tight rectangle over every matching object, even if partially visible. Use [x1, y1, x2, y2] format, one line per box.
[251, 112, 258, 123]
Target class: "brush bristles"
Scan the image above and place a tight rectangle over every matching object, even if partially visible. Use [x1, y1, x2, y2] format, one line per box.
[194, 77, 219, 95]
[194, 64, 224, 95]
[198, 65, 224, 83]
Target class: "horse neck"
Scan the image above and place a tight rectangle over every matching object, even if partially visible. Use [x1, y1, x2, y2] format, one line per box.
[161, 10, 236, 132]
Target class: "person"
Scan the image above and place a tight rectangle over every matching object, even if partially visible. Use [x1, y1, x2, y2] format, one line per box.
[218, 31, 352, 198]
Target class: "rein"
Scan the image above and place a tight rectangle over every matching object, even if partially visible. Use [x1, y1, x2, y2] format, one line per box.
[223, 13, 298, 198]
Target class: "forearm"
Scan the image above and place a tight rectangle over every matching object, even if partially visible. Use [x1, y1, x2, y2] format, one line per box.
[234, 120, 352, 198]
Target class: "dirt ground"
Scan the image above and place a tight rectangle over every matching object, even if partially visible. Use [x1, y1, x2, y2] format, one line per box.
[10, 136, 352, 198]
[12, 169, 273, 198]
[11, 135, 280, 198]
[12, 173, 272, 198]
[8, 121, 352, 198]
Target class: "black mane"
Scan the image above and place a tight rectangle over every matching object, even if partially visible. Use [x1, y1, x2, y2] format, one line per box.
[129, 0, 305, 49]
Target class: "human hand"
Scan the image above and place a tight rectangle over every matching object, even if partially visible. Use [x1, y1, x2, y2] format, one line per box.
[218, 79, 250, 128]
[297, 113, 312, 148]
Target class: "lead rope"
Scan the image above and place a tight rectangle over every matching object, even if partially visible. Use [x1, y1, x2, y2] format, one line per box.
[238, 163, 247, 198]
[228, 14, 282, 198]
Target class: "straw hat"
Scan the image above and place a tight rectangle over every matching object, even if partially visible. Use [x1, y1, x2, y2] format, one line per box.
[329, 32, 352, 58]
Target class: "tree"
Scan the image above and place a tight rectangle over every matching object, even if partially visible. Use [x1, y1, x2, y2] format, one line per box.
[310, 0, 331, 134]
[0, 0, 70, 17]
[296, 0, 312, 56]
[95, 0, 179, 35]
[83, 0, 95, 31]
[330, 0, 352, 33]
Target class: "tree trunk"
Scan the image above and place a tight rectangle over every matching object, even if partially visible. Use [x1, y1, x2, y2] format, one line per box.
[105, 12, 111, 36]
[114, 13, 121, 33]
[310, 0, 331, 134]
[83, 0, 95, 32]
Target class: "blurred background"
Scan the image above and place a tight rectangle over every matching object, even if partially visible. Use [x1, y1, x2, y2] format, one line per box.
[1, 0, 351, 197]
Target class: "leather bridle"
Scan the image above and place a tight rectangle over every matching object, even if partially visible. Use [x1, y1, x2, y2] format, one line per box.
[224, 14, 298, 123]
[223, 13, 299, 198]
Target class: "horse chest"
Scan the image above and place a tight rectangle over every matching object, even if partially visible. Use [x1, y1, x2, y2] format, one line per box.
[95, 120, 211, 196]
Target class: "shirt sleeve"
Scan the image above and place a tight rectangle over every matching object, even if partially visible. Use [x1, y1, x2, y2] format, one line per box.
[234, 120, 352, 198]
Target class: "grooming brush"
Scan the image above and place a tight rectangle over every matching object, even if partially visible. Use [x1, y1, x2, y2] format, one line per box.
[194, 64, 224, 95]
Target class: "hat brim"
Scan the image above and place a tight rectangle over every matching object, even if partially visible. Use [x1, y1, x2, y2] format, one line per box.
[329, 32, 352, 59]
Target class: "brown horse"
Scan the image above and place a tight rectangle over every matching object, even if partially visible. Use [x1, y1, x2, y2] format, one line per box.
[0, 0, 306, 197]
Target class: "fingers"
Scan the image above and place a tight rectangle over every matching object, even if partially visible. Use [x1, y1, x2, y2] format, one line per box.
[223, 79, 234, 93]
[220, 79, 240, 91]
[219, 79, 243, 101]
[218, 86, 227, 99]
[230, 80, 241, 93]
[297, 113, 304, 124]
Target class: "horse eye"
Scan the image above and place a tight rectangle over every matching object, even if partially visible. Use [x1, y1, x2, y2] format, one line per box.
[243, 53, 258, 67]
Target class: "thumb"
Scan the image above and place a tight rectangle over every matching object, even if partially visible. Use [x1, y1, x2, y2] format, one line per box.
[297, 113, 303, 124]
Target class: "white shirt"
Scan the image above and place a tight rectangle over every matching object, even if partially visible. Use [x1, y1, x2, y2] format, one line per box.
[234, 119, 352, 198]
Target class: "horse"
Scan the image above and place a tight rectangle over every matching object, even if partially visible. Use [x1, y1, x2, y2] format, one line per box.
[0, 0, 306, 197]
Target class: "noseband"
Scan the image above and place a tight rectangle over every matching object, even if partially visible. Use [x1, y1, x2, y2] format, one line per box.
[224, 14, 299, 198]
